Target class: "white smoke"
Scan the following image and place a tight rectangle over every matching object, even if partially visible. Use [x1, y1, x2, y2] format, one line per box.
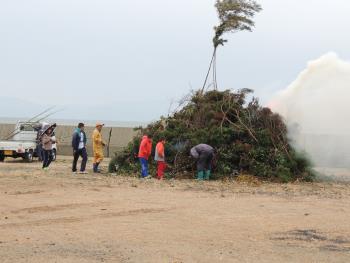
[271, 53, 350, 173]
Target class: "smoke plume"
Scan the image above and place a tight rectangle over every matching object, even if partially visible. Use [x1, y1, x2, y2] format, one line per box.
[270, 53, 350, 174]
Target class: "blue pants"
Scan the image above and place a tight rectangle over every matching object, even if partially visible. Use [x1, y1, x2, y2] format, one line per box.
[139, 158, 149, 177]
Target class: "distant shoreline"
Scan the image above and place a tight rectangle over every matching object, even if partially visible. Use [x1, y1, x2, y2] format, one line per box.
[0, 117, 147, 128]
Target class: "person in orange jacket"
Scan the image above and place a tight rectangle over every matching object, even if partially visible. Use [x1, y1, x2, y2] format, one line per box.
[138, 134, 152, 178]
[155, 138, 166, 180]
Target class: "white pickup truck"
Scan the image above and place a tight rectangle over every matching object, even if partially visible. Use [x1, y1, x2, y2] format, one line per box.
[0, 121, 57, 162]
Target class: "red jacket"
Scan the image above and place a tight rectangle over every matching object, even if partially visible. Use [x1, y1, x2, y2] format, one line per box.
[138, 136, 152, 160]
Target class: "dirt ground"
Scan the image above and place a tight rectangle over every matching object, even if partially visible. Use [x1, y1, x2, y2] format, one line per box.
[0, 157, 350, 263]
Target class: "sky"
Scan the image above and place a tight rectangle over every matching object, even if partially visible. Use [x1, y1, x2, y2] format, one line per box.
[0, 0, 349, 122]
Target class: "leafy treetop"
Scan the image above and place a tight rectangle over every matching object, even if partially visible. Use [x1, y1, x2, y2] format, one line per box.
[213, 0, 262, 47]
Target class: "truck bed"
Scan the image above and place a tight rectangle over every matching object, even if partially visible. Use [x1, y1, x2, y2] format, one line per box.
[0, 140, 37, 152]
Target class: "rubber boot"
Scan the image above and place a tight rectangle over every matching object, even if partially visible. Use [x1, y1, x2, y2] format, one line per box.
[93, 163, 98, 173]
[204, 170, 211, 180]
[197, 171, 204, 180]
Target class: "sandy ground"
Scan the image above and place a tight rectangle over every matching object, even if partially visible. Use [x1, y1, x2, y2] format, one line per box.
[0, 157, 350, 263]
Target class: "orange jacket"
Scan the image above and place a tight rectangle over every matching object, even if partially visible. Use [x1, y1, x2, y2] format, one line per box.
[156, 142, 164, 156]
[155, 141, 165, 161]
[138, 136, 152, 160]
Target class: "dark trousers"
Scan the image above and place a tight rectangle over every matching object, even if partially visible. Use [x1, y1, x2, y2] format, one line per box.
[72, 148, 88, 172]
[197, 152, 213, 172]
[36, 144, 43, 161]
[42, 150, 53, 168]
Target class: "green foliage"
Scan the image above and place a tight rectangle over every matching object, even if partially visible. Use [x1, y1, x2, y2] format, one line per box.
[275, 166, 293, 183]
[110, 89, 315, 182]
[213, 0, 262, 47]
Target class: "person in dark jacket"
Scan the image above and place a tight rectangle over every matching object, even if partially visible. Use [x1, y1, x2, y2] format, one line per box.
[190, 144, 214, 180]
[72, 123, 88, 174]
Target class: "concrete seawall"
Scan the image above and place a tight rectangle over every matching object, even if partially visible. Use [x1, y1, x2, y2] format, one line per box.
[0, 124, 138, 157]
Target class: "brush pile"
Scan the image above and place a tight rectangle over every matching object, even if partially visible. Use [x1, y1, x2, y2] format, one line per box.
[109, 89, 314, 182]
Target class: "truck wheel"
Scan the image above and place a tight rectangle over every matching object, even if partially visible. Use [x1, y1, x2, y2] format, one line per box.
[24, 151, 33, 163]
[52, 149, 57, 161]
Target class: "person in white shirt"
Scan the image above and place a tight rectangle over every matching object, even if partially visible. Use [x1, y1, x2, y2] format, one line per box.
[72, 123, 88, 174]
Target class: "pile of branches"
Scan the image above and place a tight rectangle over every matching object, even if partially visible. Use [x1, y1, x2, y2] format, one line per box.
[109, 89, 315, 182]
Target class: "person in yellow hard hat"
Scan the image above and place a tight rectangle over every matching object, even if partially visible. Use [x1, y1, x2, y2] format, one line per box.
[92, 123, 106, 173]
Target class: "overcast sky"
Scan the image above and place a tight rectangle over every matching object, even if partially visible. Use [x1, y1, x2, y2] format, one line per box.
[0, 0, 349, 122]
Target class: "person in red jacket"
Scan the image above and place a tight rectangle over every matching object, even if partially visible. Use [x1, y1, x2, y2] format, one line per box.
[155, 138, 166, 180]
[138, 134, 152, 178]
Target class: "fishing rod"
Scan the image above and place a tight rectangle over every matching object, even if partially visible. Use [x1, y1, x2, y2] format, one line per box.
[36, 108, 63, 123]
[2, 107, 61, 140]
[1, 106, 57, 140]
[7, 110, 62, 139]
[26, 106, 56, 123]
[26, 108, 64, 138]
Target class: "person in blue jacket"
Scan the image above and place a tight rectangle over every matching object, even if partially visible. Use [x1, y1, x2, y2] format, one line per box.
[72, 123, 88, 174]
